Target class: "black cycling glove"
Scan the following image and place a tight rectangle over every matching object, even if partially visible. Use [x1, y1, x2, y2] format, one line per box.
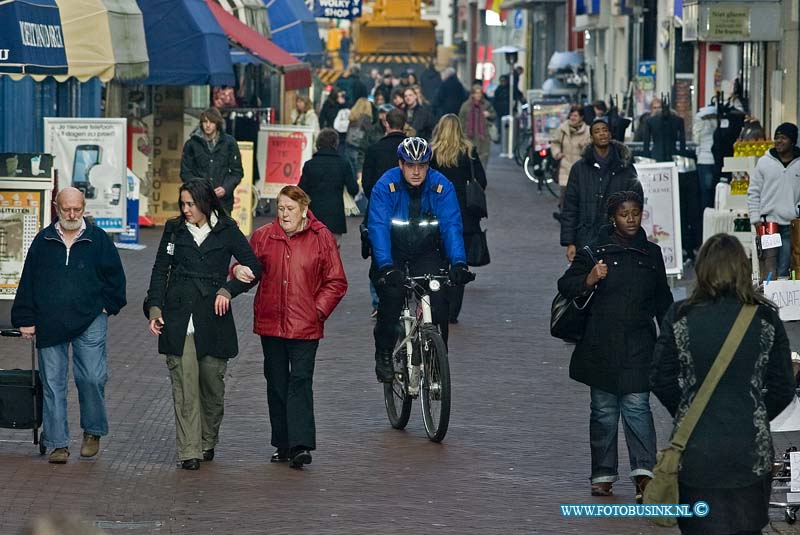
[449, 263, 475, 285]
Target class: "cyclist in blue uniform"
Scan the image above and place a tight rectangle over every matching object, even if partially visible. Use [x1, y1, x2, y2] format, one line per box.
[368, 137, 474, 383]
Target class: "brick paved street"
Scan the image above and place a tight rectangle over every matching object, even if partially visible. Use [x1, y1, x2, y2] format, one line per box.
[2, 153, 800, 534]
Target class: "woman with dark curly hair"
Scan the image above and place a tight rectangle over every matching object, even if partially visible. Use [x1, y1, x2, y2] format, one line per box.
[558, 191, 673, 501]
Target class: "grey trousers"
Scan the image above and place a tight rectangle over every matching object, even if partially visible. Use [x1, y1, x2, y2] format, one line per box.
[166, 335, 227, 461]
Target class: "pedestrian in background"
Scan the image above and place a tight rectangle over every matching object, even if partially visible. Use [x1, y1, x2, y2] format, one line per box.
[420, 63, 442, 114]
[12, 187, 127, 464]
[430, 114, 487, 324]
[551, 105, 590, 211]
[492, 74, 524, 137]
[651, 233, 795, 534]
[693, 105, 717, 211]
[298, 128, 359, 246]
[391, 88, 406, 111]
[404, 87, 436, 141]
[560, 117, 642, 262]
[319, 89, 346, 130]
[291, 95, 320, 145]
[435, 67, 467, 118]
[234, 185, 347, 469]
[746, 122, 800, 278]
[374, 72, 394, 104]
[459, 84, 496, 168]
[145, 179, 262, 470]
[345, 97, 375, 178]
[558, 191, 673, 501]
[180, 107, 243, 215]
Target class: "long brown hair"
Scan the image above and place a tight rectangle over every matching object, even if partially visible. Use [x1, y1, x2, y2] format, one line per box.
[681, 233, 774, 314]
[430, 114, 475, 168]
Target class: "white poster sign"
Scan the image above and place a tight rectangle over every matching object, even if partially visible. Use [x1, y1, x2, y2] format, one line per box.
[256, 125, 314, 199]
[44, 118, 127, 232]
[635, 162, 683, 276]
[763, 280, 800, 321]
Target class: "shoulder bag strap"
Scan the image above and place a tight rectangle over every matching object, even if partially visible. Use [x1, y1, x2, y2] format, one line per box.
[670, 304, 758, 450]
[468, 152, 475, 182]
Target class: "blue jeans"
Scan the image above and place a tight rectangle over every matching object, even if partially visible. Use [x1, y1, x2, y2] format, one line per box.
[697, 164, 716, 210]
[369, 280, 379, 310]
[589, 388, 656, 483]
[38, 313, 109, 449]
[779, 225, 792, 278]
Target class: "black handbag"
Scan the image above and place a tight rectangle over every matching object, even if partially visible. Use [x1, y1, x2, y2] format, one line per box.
[466, 229, 490, 267]
[465, 157, 488, 219]
[550, 246, 597, 343]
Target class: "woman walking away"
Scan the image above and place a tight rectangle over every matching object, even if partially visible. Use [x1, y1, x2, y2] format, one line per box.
[298, 128, 359, 246]
[145, 179, 262, 470]
[651, 233, 795, 535]
[430, 113, 487, 323]
[345, 97, 375, 178]
[557, 191, 673, 501]
[319, 89, 346, 130]
[234, 186, 347, 469]
[459, 84, 496, 168]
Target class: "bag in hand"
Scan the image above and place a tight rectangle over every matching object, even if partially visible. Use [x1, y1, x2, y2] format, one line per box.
[550, 246, 597, 343]
[466, 229, 490, 267]
[466, 157, 488, 219]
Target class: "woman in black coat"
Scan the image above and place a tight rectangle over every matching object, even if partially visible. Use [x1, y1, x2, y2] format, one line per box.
[298, 128, 359, 243]
[145, 179, 262, 470]
[430, 114, 487, 323]
[558, 191, 673, 501]
[319, 89, 346, 130]
[651, 234, 795, 535]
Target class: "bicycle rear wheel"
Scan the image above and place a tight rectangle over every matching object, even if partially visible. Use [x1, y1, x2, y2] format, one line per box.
[514, 133, 531, 166]
[419, 328, 450, 442]
[384, 347, 412, 429]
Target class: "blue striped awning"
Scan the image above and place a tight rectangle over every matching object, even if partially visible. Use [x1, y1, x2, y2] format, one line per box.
[263, 0, 322, 65]
[0, 0, 68, 76]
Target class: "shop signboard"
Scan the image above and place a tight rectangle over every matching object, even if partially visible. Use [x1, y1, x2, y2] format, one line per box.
[256, 125, 314, 200]
[763, 280, 800, 321]
[635, 162, 683, 276]
[44, 118, 127, 233]
[0, 154, 53, 299]
[119, 168, 140, 244]
[313, 0, 362, 19]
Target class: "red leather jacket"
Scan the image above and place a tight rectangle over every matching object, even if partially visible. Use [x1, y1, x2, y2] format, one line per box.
[249, 212, 347, 340]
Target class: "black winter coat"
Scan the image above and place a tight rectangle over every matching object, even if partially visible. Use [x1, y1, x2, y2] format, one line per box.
[643, 112, 686, 162]
[492, 84, 524, 117]
[558, 226, 673, 394]
[319, 100, 342, 130]
[405, 104, 436, 141]
[298, 148, 359, 235]
[651, 298, 795, 488]
[362, 131, 406, 200]
[434, 76, 468, 117]
[560, 141, 643, 248]
[145, 215, 262, 359]
[180, 128, 243, 213]
[431, 150, 487, 235]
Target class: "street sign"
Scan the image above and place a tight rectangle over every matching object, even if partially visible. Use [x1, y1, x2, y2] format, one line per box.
[514, 10, 524, 29]
[637, 61, 656, 77]
[313, 0, 362, 19]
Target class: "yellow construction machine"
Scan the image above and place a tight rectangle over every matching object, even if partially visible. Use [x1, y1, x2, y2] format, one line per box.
[353, 0, 436, 65]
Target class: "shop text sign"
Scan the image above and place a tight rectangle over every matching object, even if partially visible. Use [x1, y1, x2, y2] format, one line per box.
[266, 137, 303, 184]
[313, 0, 362, 19]
[635, 163, 683, 276]
[257, 125, 314, 199]
[707, 6, 750, 39]
[764, 280, 800, 321]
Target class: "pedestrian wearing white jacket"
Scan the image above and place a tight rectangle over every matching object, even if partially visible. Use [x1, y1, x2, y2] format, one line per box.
[747, 122, 800, 276]
[291, 96, 320, 146]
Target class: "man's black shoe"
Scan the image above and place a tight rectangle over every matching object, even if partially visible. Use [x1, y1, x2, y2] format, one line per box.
[181, 459, 200, 470]
[271, 448, 290, 463]
[375, 349, 394, 383]
[202, 448, 214, 461]
[289, 449, 312, 469]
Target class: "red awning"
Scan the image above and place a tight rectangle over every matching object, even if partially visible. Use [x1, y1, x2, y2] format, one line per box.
[204, 0, 311, 91]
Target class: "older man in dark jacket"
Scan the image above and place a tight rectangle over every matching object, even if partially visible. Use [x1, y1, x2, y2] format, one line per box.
[180, 107, 243, 215]
[561, 118, 643, 261]
[434, 67, 468, 117]
[12, 187, 126, 464]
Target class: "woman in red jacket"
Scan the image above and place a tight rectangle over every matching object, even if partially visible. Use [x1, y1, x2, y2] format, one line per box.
[234, 185, 347, 469]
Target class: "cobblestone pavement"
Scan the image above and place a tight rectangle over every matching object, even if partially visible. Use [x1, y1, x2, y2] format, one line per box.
[1, 153, 799, 534]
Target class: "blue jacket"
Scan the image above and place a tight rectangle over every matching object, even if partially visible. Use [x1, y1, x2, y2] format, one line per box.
[12, 220, 127, 348]
[368, 167, 466, 270]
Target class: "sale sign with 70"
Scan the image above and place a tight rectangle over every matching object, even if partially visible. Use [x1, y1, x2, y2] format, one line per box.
[266, 136, 304, 184]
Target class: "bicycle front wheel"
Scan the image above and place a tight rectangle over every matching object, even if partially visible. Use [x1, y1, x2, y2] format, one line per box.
[419, 328, 450, 442]
[384, 347, 412, 429]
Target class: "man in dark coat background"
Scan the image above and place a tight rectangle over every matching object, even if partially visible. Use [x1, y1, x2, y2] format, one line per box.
[434, 67, 468, 117]
[420, 63, 443, 114]
[560, 118, 643, 261]
[298, 128, 359, 245]
[180, 107, 243, 215]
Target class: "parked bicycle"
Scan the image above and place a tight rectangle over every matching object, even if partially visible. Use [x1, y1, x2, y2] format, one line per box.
[384, 268, 467, 442]
[524, 145, 560, 199]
